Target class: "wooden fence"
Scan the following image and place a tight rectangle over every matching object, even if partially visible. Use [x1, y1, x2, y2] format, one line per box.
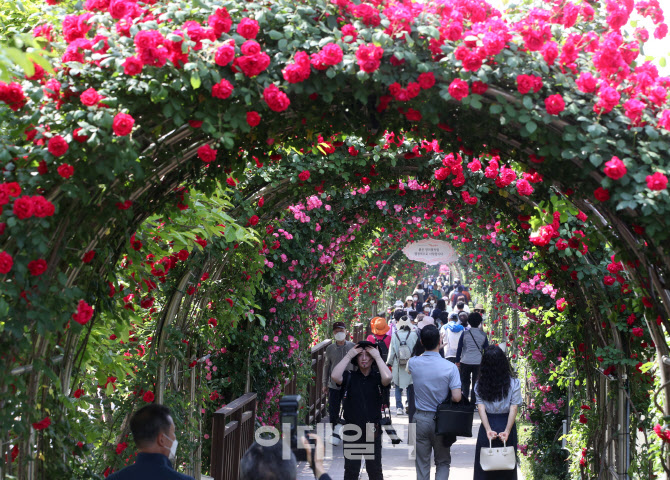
[307, 339, 331, 424]
[352, 322, 365, 342]
[209, 392, 257, 480]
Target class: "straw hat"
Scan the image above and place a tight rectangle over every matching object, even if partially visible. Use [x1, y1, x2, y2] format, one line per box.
[370, 317, 390, 335]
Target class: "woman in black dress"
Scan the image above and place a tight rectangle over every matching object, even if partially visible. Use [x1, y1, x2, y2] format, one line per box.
[473, 345, 522, 479]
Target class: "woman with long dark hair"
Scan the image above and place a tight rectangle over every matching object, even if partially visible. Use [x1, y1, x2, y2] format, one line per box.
[473, 345, 522, 479]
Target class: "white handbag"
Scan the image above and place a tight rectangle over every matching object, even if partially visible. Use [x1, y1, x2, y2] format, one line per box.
[479, 439, 516, 471]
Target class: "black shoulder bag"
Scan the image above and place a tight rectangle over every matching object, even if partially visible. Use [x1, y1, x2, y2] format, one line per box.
[434, 386, 476, 438]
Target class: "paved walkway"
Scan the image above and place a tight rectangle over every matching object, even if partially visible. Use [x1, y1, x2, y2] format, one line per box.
[297, 403, 524, 480]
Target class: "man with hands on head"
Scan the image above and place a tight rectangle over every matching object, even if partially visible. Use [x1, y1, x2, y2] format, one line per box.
[331, 341, 393, 480]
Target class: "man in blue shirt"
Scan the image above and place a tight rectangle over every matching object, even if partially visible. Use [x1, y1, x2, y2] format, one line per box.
[408, 325, 462, 480]
[107, 404, 194, 480]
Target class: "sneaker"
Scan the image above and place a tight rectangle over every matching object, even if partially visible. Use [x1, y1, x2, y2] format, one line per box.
[329, 433, 342, 446]
[396, 407, 405, 416]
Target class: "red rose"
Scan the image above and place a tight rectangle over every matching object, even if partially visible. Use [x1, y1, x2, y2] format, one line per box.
[603, 275, 616, 286]
[80, 87, 102, 106]
[298, 170, 310, 182]
[236, 17, 259, 39]
[225, 298, 233, 307]
[341, 24, 358, 42]
[57, 164, 75, 179]
[247, 215, 260, 226]
[115, 442, 128, 455]
[516, 178, 534, 196]
[214, 43, 235, 66]
[263, 84, 290, 112]
[212, 79, 234, 99]
[208, 317, 217, 327]
[13, 196, 35, 220]
[516, 74, 535, 95]
[82, 251, 96, 263]
[112, 113, 135, 136]
[0, 251, 13, 274]
[246, 111, 261, 127]
[32, 417, 51, 431]
[632, 327, 644, 337]
[448, 78, 469, 101]
[28, 259, 47, 276]
[73, 128, 89, 143]
[143, 391, 155, 402]
[545, 94, 565, 115]
[576, 72, 597, 93]
[197, 144, 217, 163]
[603, 156, 626, 180]
[646, 172, 668, 191]
[355, 44, 383, 73]
[556, 298, 568, 312]
[471, 81, 488, 94]
[32, 196, 55, 217]
[226, 177, 237, 187]
[73, 388, 84, 398]
[434, 167, 450, 181]
[417, 72, 435, 89]
[48, 135, 69, 157]
[72, 299, 94, 325]
[116, 200, 133, 210]
[123, 56, 143, 75]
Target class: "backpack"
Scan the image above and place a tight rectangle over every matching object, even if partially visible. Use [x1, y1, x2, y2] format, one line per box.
[395, 331, 412, 365]
[375, 333, 390, 362]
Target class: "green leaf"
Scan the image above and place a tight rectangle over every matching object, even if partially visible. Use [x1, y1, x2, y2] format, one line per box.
[526, 121, 537, 134]
[490, 104, 503, 114]
[190, 72, 201, 89]
[522, 96, 533, 110]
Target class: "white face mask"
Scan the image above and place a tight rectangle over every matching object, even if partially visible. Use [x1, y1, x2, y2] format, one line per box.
[334, 332, 346, 342]
[164, 434, 178, 461]
[413, 297, 418, 301]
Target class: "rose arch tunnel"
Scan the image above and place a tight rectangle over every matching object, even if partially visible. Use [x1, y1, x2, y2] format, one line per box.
[0, 0, 669, 478]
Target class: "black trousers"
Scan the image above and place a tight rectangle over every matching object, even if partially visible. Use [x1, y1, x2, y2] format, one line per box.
[343, 423, 383, 480]
[406, 384, 416, 424]
[328, 387, 343, 429]
[460, 363, 480, 404]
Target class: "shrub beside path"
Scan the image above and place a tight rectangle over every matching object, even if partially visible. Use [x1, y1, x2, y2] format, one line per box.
[297, 407, 525, 480]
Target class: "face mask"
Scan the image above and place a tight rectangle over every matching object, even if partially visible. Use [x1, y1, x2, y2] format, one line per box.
[413, 296, 418, 301]
[164, 434, 178, 461]
[334, 332, 346, 342]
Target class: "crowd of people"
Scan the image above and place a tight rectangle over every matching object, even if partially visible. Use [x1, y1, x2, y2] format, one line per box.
[319, 277, 521, 480]
[109, 278, 520, 480]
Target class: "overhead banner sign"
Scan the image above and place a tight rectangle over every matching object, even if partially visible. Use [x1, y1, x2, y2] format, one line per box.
[402, 239, 459, 265]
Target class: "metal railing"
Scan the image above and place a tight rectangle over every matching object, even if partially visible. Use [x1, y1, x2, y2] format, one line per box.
[209, 392, 257, 480]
